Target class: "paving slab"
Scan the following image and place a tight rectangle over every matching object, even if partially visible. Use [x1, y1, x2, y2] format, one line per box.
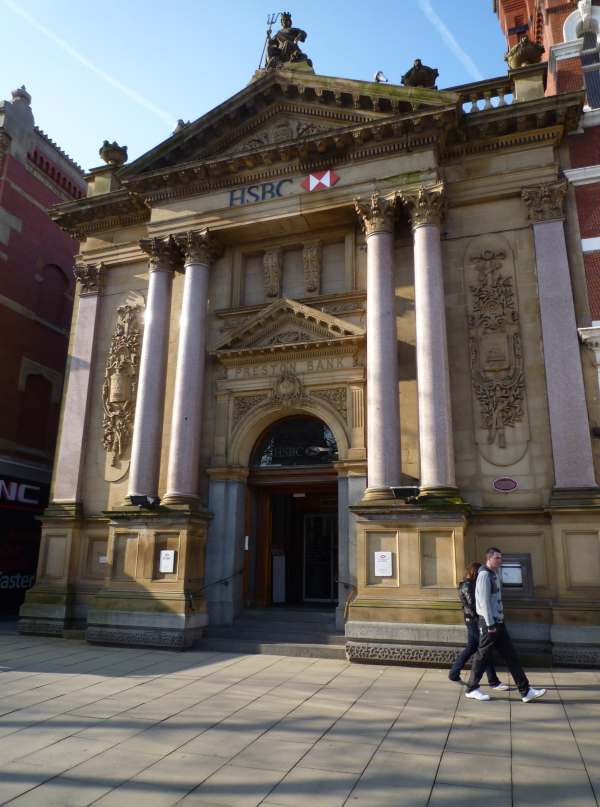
[1, 634, 600, 806]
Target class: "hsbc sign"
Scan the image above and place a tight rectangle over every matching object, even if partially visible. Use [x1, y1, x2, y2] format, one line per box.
[228, 169, 341, 207]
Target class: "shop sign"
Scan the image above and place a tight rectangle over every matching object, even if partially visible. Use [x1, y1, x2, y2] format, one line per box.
[228, 169, 340, 207]
[0, 572, 35, 589]
[0, 478, 46, 508]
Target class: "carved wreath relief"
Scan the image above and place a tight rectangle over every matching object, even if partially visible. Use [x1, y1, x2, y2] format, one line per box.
[102, 299, 144, 467]
[467, 247, 525, 450]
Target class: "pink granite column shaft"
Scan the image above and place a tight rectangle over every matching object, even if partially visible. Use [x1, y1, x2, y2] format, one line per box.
[127, 237, 179, 501]
[163, 231, 220, 504]
[355, 193, 401, 500]
[400, 185, 457, 492]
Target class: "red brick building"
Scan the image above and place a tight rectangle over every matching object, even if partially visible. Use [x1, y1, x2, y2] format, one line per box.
[495, 0, 600, 322]
[0, 86, 85, 612]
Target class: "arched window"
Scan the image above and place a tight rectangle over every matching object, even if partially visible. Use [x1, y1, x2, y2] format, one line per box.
[36, 264, 69, 327]
[251, 416, 338, 467]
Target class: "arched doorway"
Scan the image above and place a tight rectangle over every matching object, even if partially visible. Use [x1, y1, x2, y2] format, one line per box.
[246, 416, 339, 608]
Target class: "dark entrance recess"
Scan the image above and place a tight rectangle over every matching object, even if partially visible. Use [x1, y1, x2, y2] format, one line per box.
[246, 416, 339, 608]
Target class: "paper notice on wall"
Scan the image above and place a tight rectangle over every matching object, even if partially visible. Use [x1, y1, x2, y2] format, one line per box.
[374, 551, 392, 577]
[159, 550, 176, 574]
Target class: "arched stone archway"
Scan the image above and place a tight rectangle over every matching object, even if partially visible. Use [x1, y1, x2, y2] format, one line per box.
[205, 405, 366, 628]
[228, 399, 351, 469]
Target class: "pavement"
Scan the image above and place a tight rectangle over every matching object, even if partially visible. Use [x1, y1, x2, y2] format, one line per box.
[0, 628, 599, 806]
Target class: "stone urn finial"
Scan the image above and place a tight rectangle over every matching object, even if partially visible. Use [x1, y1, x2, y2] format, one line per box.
[99, 140, 128, 167]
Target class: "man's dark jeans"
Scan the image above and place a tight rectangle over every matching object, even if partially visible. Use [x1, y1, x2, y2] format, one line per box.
[467, 620, 530, 696]
[449, 620, 499, 685]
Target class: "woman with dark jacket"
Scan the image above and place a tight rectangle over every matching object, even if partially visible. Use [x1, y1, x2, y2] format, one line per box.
[448, 562, 508, 689]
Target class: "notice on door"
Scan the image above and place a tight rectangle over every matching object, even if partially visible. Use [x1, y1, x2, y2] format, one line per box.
[374, 551, 393, 577]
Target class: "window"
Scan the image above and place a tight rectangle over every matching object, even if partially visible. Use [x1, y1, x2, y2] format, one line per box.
[251, 416, 338, 467]
[36, 264, 69, 327]
[17, 374, 52, 451]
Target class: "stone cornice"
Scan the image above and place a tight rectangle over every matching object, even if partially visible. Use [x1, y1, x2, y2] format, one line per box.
[521, 180, 567, 222]
[50, 189, 149, 240]
[123, 106, 455, 199]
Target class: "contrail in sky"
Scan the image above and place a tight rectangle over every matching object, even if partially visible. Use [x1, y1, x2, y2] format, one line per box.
[3, 0, 177, 128]
[417, 0, 484, 82]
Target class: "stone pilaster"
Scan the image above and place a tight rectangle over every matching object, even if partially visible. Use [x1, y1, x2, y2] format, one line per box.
[354, 192, 401, 500]
[522, 181, 598, 494]
[399, 184, 458, 499]
[51, 262, 103, 511]
[127, 236, 181, 502]
[163, 230, 222, 505]
[19, 262, 103, 637]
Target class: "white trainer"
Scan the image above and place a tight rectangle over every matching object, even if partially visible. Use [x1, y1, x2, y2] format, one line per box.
[465, 688, 491, 701]
[522, 687, 546, 703]
[491, 683, 509, 691]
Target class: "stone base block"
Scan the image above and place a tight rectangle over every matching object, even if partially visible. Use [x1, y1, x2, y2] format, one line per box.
[86, 607, 208, 650]
[346, 640, 460, 666]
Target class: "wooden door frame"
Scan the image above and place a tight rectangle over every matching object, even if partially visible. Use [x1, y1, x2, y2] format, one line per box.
[245, 466, 338, 607]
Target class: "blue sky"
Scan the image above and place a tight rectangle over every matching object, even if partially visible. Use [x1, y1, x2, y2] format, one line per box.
[0, 1, 507, 171]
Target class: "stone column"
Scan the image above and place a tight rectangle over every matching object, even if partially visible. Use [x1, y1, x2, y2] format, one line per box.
[354, 193, 401, 500]
[51, 263, 102, 511]
[163, 231, 220, 505]
[127, 236, 180, 502]
[522, 181, 597, 491]
[400, 184, 457, 497]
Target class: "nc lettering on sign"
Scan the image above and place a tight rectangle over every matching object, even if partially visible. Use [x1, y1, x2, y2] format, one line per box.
[0, 479, 41, 505]
[229, 179, 294, 207]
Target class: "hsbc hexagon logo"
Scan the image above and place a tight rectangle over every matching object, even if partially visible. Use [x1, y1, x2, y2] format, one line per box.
[301, 170, 340, 192]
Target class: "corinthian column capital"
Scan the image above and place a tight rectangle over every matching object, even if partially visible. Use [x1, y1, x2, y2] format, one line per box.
[179, 229, 222, 266]
[521, 181, 567, 223]
[354, 192, 397, 236]
[139, 235, 182, 273]
[73, 261, 102, 295]
[399, 183, 445, 230]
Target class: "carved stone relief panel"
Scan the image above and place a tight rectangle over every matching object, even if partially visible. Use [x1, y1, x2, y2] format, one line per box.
[312, 387, 348, 420]
[263, 248, 282, 298]
[303, 241, 322, 295]
[465, 235, 530, 466]
[102, 293, 145, 481]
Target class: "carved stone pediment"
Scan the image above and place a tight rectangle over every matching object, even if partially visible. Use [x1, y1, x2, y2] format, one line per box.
[118, 70, 459, 181]
[215, 297, 364, 358]
[220, 115, 336, 157]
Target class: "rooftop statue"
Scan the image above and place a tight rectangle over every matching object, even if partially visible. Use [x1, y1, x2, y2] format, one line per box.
[401, 59, 439, 89]
[504, 35, 545, 69]
[266, 12, 312, 69]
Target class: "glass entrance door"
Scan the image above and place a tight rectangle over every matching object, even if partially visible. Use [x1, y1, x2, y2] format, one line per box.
[303, 513, 338, 602]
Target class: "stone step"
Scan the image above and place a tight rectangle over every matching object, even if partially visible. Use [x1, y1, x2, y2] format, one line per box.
[239, 608, 336, 625]
[199, 636, 347, 660]
[221, 617, 337, 635]
[204, 625, 345, 645]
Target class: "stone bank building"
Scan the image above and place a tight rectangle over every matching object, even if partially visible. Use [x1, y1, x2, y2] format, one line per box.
[19, 16, 600, 666]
